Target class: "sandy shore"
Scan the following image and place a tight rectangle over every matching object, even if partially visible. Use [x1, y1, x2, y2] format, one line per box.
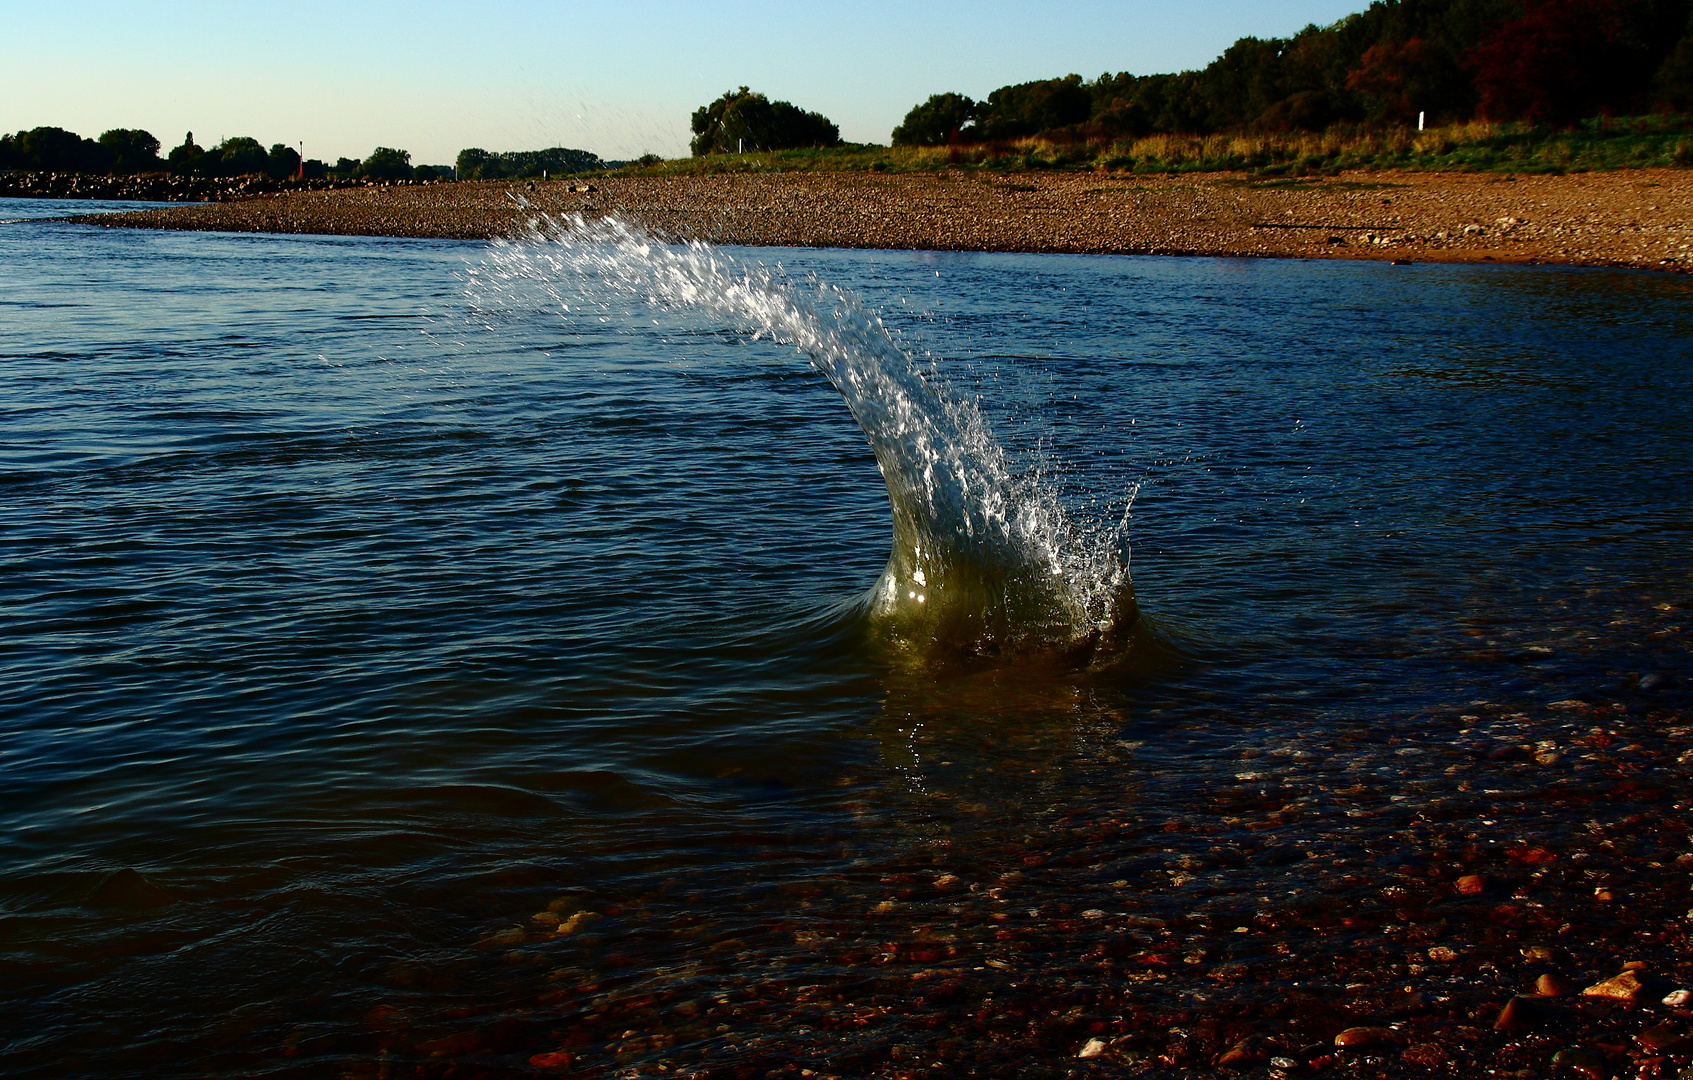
[68, 168, 1693, 271]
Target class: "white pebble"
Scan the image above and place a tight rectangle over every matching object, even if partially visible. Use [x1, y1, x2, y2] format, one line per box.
[1664, 989, 1693, 1006]
[1078, 1038, 1106, 1058]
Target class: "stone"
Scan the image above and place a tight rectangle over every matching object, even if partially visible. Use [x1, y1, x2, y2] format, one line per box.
[1583, 971, 1646, 1002]
[1523, 945, 1557, 963]
[1496, 996, 1549, 1031]
[86, 867, 174, 909]
[1402, 1043, 1450, 1066]
[1537, 973, 1575, 997]
[479, 925, 526, 947]
[528, 1051, 572, 1070]
[1214, 1037, 1266, 1067]
[1457, 874, 1487, 895]
[1334, 1026, 1399, 1049]
[1664, 989, 1693, 1007]
[1637, 1024, 1693, 1052]
[1550, 1046, 1608, 1078]
[1078, 1037, 1107, 1058]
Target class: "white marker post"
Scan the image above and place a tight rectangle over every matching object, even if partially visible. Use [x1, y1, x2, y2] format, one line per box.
[1418, 111, 1425, 132]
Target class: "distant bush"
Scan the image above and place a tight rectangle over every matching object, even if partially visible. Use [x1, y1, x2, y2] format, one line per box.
[455, 146, 603, 179]
[690, 87, 841, 155]
[891, 93, 976, 147]
[360, 147, 412, 181]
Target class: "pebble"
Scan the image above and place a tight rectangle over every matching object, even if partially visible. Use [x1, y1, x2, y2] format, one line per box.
[1537, 972, 1574, 997]
[1583, 971, 1646, 1002]
[1457, 874, 1487, 895]
[1334, 1026, 1399, 1048]
[1664, 989, 1693, 1006]
[1078, 1037, 1106, 1058]
[1551, 1045, 1608, 1077]
[1495, 995, 1549, 1031]
[85, 867, 174, 909]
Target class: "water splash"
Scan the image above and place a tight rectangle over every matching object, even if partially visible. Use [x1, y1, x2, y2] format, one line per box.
[468, 213, 1137, 659]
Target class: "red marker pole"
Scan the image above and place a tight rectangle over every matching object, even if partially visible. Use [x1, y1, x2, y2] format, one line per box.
[298, 142, 304, 179]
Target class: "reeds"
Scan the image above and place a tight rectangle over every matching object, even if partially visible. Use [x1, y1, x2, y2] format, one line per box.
[603, 115, 1693, 178]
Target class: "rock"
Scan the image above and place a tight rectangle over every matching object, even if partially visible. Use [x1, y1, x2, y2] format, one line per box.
[479, 925, 526, 947]
[1639, 673, 1670, 692]
[1538, 973, 1575, 997]
[1457, 874, 1487, 895]
[1523, 945, 1557, 963]
[1550, 1046, 1608, 1077]
[1623, 960, 1649, 972]
[1637, 1024, 1693, 1052]
[1496, 996, 1552, 1031]
[1584, 971, 1646, 1002]
[1334, 1026, 1400, 1049]
[1078, 1037, 1107, 1058]
[1402, 1043, 1451, 1066]
[1664, 989, 1693, 1007]
[1214, 1037, 1266, 1067]
[529, 1051, 572, 1070]
[86, 867, 174, 909]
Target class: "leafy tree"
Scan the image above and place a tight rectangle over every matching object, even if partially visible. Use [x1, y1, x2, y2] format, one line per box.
[1656, 26, 1693, 110]
[689, 87, 841, 155]
[214, 137, 268, 176]
[6, 126, 107, 171]
[267, 143, 301, 179]
[891, 93, 977, 146]
[359, 147, 412, 180]
[167, 132, 205, 174]
[972, 76, 1092, 140]
[455, 146, 603, 178]
[97, 129, 160, 173]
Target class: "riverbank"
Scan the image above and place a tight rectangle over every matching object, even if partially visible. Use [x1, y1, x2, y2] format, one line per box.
[65, 168, 1692, 270]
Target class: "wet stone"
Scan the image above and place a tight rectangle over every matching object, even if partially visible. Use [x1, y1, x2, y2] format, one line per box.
[1584, 971, 1647, 1002]
[1495, 995, 1553, 1032]
[1538, 972, 1575, 997]
[1551, 1045, 1608, 1077]
[1334, 1026, 1399, 1049]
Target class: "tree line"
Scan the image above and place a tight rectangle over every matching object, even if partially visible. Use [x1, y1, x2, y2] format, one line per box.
[893, 0, 1693, 145]
[0, 127, 449, 180]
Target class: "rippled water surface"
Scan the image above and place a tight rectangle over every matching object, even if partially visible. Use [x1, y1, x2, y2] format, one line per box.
[2, 198, 1691, 1078]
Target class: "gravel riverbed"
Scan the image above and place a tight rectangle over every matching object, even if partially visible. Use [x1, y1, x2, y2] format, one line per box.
[67, 168, 1693, 271]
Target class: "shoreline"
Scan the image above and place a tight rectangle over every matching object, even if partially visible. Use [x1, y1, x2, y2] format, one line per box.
[56, 168, 1693, 272]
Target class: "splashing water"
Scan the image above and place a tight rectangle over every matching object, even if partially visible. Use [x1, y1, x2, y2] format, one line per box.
[468, 214, 1138, 659]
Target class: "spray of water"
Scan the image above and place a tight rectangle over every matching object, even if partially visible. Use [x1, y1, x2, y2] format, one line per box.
[469, 213, 1137, 659]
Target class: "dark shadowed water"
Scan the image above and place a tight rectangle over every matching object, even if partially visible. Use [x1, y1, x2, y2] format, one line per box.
[2, 198, 1691, 1078]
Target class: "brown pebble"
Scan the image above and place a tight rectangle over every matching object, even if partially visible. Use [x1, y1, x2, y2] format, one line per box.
[1334, 1026, 1400, 1049]
[1494, 996, 1546, 1032]
[1456, 874, 1486, 895]
[1583, 971, 1646, 1002]
[1623, 960, 1648, 972]
[1636, 1023, 1692, 1052]
[1401, 1043, 1451, 1066]
[1536, 972, 1574, 997]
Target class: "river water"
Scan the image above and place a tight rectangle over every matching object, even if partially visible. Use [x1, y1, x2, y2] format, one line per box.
[2, 198, 1691, 1078]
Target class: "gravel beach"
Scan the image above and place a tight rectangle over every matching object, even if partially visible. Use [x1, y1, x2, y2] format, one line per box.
[71, 168, 1693, 270]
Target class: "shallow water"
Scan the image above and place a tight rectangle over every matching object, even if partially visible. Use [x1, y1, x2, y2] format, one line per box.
[2, 199, 1691, 1077]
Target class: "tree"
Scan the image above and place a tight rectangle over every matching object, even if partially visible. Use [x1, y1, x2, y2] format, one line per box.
[97, 129, 160, 173]
[360, 147, 412, 180]
[891, 93, 976, 146]
[167, 132, 204, 174]
[970, 76, 1093, 140]
[9, 126, 106, 172]
[455, 146, 603, 179]
[1470, 0, 1633, 124]
[689, 87, 841, 155]
[267, 143, 301, 179]
[213, 137, 268, 176]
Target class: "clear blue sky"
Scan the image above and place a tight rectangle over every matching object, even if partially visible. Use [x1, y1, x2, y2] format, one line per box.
[2, 0, 1368, 164]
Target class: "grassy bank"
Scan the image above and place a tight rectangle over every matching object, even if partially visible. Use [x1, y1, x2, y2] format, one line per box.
[604, 115, 1693, 178]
